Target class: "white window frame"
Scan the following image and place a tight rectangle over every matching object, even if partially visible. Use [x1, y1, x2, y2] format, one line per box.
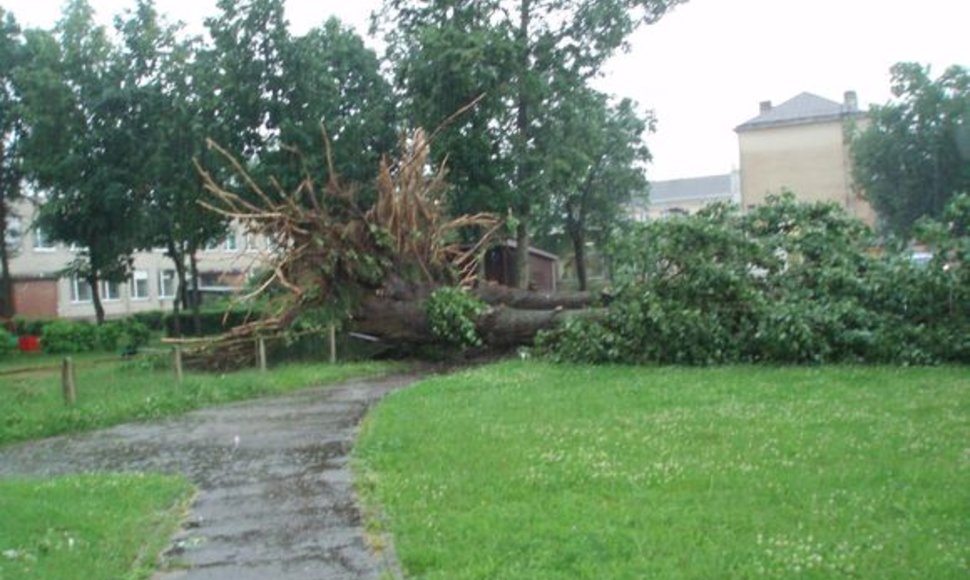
[32, 227, 55, 252]
[100, 279, 121, 302]
[70, 276, 92, 303]
[5, 216, 22, 248]
[159, 269, 177, 299]
[224, 233, 238, 252]
[130, 270, 150, 300]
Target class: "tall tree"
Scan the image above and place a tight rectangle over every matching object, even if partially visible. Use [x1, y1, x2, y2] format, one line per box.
[118, 0, 226, 334]
[0, 8, 24, 318]
[17, 0, 145, 323]
[380, 0, 685, 287]
[851, 62, 970, 236]
[269, 17, 397, 192]
[538, 89, 651, 290]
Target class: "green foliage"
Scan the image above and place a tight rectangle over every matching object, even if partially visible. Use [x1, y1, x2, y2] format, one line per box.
[0, 327, 15, 357]
[426, 287, 487, 348]
[94, 321, 123, 351]
[41, 320, 96, 354]
[355, 361, 970, 579]
[851, 62, 970, 235]
[12, 317, 49, 336]
[540, 194, 970, 365]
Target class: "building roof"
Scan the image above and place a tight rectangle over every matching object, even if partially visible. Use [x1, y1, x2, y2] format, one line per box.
[735, 91, 863, 132]
[648, 173, 735, 205]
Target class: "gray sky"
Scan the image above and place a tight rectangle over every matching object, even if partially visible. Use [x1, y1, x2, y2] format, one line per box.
[4, 0, 968, 180]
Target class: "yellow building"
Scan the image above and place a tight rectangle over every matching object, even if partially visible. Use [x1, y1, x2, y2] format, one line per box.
[736, 91, 875, 224]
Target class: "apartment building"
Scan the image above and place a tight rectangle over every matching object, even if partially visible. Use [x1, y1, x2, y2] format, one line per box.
[735, 90, 875, 224]
[5, 199, 269, 320]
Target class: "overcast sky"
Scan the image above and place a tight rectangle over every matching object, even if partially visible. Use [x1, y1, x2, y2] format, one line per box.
[3, 0, 968, 180]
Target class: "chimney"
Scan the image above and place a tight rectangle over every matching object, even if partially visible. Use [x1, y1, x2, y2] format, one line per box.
[844, 90, 858, 112]
[759, 100, 772, 114]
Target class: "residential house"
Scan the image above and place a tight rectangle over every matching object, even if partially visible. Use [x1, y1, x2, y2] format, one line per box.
[735, 90, 875, 224]
[630, 172, 741, 221]
[4, 199, 269, 320]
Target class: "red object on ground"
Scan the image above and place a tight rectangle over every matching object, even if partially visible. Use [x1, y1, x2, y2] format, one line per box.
[18, 335, 41, 352]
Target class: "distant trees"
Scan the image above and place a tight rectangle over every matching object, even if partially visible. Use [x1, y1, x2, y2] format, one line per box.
[852, 62, 970, 236]
[4, 0, 679, 326]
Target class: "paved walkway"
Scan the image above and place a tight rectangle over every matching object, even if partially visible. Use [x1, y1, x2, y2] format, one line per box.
[0, 373, 422, 579]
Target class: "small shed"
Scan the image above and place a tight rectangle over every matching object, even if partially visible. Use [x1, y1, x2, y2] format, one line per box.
[483, 240, 559, 292]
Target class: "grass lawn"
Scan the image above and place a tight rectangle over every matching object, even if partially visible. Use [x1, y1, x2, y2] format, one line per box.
[354, 361, 970, 578]
[0, 473, 192, 579]
[1, 357, 404, 446]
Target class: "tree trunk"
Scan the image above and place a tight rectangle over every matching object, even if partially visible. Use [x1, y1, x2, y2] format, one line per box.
[88, 271, 105, 324]
[189, 251, 202, 335]
[474, 284, 596, 309]
[0, 197, 13, 319]
[572, 228, 588, 291]
[514, 218, 530, 289]
[167, 243, 184, 337]
[351, 289, 604, 349]
[513, 0, 533, 290]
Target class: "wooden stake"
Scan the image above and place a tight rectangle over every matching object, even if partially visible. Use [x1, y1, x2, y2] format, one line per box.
[174, 346, 184, 384]
[258, 337, 267, 372]
[61, 357, 77, 406]
[329, 324, 337, 364]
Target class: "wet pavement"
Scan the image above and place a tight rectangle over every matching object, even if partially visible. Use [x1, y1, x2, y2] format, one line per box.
[0, 372, 423, 579]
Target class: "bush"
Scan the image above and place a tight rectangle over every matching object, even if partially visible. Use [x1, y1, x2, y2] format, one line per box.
[426, 287, 487, 348]
[131, 310, 166, 332]
[12, 317, 51, 337]
[42, 321, 97, 354]
[0, 328, 15, 358]
[96, 321, 125, 351]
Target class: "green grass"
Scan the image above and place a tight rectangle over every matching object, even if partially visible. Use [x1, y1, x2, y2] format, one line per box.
[1, 358, 404, 446]
[355, 361, 970, 578]
[0, 473, 193, 580]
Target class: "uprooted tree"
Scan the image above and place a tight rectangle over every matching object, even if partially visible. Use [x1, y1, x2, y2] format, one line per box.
[182, 128, 601, 369]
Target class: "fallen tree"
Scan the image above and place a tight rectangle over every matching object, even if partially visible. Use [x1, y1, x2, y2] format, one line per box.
[177, 128, 601, 369]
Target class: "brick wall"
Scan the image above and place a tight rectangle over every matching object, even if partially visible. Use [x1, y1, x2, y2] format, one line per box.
[12, 279, 58, 319]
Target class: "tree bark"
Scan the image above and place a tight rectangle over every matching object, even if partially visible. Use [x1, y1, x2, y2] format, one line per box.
[514, 218, 530, 289]
[167, 243, 184, 337]
[0, 195, 13, 319]
[351, 290, 603, 348]
[87, 271, 105, 324]
[572, 228, 587, 291]
[474, 284, 596, 309]
[190, 251, 202, 335]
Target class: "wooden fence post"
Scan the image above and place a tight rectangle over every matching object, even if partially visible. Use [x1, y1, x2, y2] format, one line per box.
[173, 346, 184, 384]
[258, 337, 267, 372]
[61, 357, 77, 405]
[329, 324, 337, 364]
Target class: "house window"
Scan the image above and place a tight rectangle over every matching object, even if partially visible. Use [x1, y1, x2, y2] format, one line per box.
[130, 270, 149, 300]
[159, 269, 177, 299]
[224, 233, 238, 251]
[70, 276, 92, 303]
[32, 227, 55, 251]
[100, 280, 121, 301]
[5, 216, 22, 248]
[244, 233, 259, 252]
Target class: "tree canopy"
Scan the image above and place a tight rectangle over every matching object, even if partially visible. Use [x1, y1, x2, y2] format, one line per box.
[851, 62, 970, 236]
[378, 0, 684, 286]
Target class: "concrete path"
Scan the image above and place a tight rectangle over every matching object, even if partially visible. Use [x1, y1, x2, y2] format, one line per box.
[0, 372, 422, 579]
